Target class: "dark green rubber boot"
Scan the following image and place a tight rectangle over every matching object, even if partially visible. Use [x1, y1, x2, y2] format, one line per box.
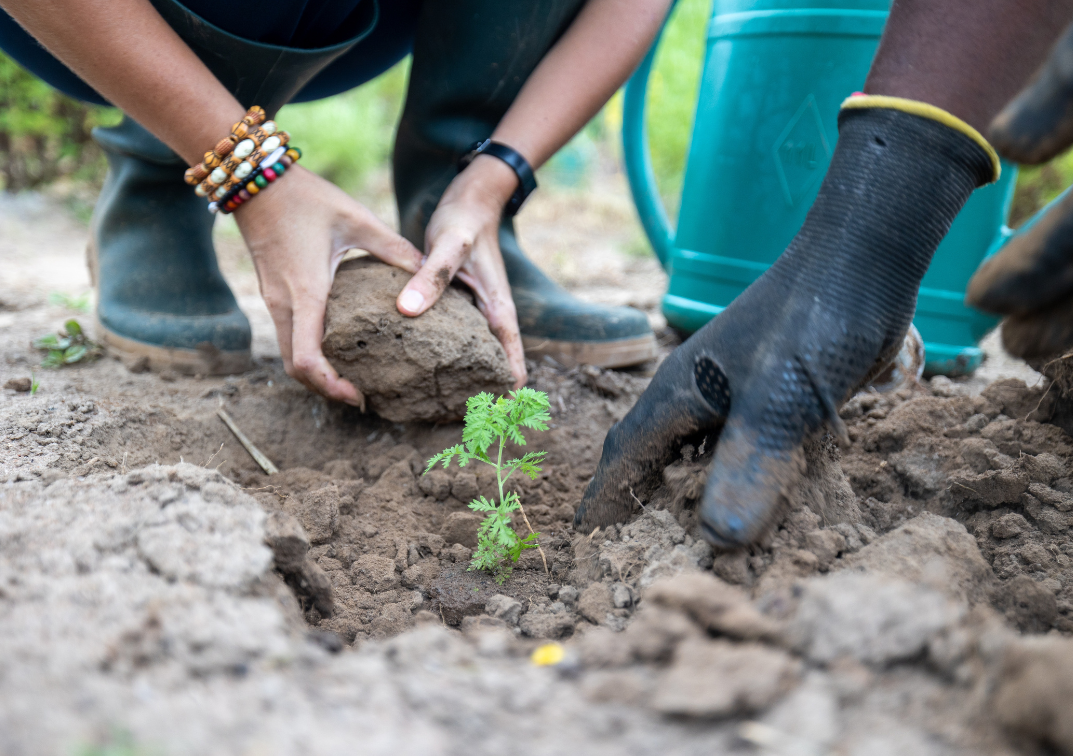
[90, 0, 371, 374]
[394, 0, 657, 369]
[90, 117, 252, 374]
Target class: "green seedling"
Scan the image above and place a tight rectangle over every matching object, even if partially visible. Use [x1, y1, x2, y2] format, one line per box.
[32, 318, 101, 368]
[29, 372, 39, 395]
[48, 290, 92, 313]
[425, 388, 551, 584]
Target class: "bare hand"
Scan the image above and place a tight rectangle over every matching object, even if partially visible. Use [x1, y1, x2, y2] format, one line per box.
[396, 155, 527, 387]
[234, 165, 423, 407]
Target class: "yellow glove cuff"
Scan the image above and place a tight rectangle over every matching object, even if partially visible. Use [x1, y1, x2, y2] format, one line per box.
[841, 95, 1001, 183]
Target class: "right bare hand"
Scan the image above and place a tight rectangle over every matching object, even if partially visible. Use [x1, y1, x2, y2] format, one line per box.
[233, 165, 423, 408]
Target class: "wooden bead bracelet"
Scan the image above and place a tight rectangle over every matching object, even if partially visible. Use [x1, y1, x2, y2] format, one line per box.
[184, 106, 265, 186]
[193, 125, 289, 199]
[209, 146, 302, 214]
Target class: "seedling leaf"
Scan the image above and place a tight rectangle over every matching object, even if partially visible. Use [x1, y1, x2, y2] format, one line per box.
[32, 319, 101, 369]
[425, 388, 551, 582]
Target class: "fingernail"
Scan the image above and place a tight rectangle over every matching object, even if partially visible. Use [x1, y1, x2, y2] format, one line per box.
[399, 289, 424, 313]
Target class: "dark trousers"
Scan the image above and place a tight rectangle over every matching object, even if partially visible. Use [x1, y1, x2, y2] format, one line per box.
[0, 0, 421, 106]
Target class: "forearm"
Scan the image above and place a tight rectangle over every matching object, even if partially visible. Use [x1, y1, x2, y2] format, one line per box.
[0, 0, 243, 164]
[491, 0, 671, 169]
[865, 0, 1073, 132]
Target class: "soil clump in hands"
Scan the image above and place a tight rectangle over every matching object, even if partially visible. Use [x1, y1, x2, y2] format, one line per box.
[322, 257, 514, 422]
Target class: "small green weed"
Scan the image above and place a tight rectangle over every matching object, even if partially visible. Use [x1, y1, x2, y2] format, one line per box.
[75, 728, 151, 756]
[33, 319, 101, 368]
[30, 372, 39, 395]
[425, 388, 551, 584]
[48, 290, 92, 312]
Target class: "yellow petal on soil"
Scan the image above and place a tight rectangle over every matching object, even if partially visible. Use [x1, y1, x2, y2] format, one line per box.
[530, 642, 565, 666]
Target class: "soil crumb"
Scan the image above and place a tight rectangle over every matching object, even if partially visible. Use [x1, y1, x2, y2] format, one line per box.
[322, 257, 514, 422]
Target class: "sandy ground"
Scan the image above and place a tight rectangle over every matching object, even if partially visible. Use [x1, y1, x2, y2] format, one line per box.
[4, 177, 1073, 756]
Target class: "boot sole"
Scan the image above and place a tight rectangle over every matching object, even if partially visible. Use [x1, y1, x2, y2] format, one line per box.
[522, 334, 658, 369]
[87, 241, 251, 376]
[98, 323, 252, 376]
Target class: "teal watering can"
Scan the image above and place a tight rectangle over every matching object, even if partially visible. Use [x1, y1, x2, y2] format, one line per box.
[623, 0, 1018, 376]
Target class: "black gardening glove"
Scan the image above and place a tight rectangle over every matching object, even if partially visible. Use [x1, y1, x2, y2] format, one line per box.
[967, 22, 1073, 362]
[576, 98, 998, 547]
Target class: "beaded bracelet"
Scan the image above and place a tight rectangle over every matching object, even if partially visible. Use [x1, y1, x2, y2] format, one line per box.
[210, 146, 302, 214]
[185, 106, 265, 186]
[219, 131, 290, 194]
[194, 124, 286, 198]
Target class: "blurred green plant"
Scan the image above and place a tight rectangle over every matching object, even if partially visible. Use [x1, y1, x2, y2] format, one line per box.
[1010, 151, 1073, 228]
[635, 0, 708, 210]
[278, 60, 409, 194]
[0, 52, 118, 192]
[49, 290, 92, 312]
[76, 728, 152, 756]
[542, 0, 707, 205]
[33, 319, 101, 368]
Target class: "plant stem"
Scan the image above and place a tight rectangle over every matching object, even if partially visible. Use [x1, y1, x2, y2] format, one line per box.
[496, 435, 548, 575]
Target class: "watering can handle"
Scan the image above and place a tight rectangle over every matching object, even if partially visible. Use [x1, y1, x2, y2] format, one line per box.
[622, 6, 677, 270]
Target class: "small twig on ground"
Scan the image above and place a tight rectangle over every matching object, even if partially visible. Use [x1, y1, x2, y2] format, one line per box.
[202, 442, 224, 469]
[629, 487, 647, 511]
[216, 408, 278, 474]
[1028, 379, 1058, 421]
[950, 480, 980, 496]
[516, 502, 549, 574]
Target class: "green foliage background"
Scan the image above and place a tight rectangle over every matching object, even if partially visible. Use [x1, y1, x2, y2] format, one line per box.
[278, 61, 410, 195]
[0, 54, 118, 191]
[0, 0, 1068, 233]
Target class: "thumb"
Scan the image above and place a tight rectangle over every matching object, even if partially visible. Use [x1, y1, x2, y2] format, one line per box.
[397, 227, 470, 317]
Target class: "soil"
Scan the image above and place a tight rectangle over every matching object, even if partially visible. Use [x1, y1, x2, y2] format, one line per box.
[322, 257, 514, 422]
[6, 188, 1073, 754]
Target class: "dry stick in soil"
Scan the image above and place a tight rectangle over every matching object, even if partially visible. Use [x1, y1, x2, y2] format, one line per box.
[424, 388, 551, 584]
[217, 409, 279, 475]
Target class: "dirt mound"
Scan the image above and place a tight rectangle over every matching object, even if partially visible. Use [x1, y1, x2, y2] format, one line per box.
[7, 461, 1070, 755]
[322, 258, 515, 422]
[0, 465, 742, 754]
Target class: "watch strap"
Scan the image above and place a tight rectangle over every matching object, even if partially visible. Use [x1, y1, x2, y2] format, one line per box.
[458, 139, 538, 216]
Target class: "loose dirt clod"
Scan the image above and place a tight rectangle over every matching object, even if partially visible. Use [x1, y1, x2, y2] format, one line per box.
[3, 376, 31, 392]
[322, 258, 515, 422]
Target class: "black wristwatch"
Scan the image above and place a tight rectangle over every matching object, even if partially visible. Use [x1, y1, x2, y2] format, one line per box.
[458, 139, 538, 216]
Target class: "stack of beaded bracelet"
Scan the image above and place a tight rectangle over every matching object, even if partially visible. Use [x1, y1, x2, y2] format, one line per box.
[183, 105, 297, 212]
[184, 105, 265, 188]
[210, 146, 302, 214]
[195, 124, 290, 202]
